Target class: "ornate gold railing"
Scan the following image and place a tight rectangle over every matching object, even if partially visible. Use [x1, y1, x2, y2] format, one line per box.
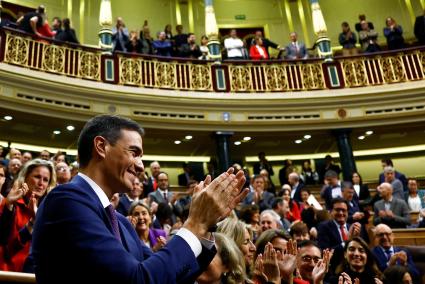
[1, 27, 425, 93]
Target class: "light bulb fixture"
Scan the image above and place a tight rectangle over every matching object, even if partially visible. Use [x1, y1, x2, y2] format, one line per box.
[234, 141, 242, 145]
[295, 139, 302, 144]
[53, 130, 61, 135]
[243, 137, 251, 141]
[358, 136, 365, 140]
[185, 135, 193, 140]
[304, 135, 311, 139]
[174, 140, 182, 145]
[365, 130, 373, 135]
[66, 125, 75, 131]
[3, 115, 13, 121]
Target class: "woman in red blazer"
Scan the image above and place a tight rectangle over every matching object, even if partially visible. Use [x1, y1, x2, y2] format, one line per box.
[249, 38, 269, 60]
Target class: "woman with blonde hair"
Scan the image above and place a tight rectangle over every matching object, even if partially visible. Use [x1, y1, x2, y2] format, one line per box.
[197, 232, 246, 284]
[0, 159, 56, 271]
[217, 216, 256, 279]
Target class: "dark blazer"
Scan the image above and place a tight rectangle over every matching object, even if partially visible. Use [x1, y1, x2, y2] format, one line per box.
[148, 190, 174, 205]
[355, 184, 371, 207]
[321, 185, 342, 210]
[56, 28, 79, 44]
[378, 171, 407, 191]
[373, 198, 410, 228]
[178, 173, 191, 186]
[116, 194, 133, 216]
[317, 220, 348, 272]
[414, 15, 425, 44]
[372, 246, 419, 279]
[291, 182, 304, 203]
[32, 175, 214, 284]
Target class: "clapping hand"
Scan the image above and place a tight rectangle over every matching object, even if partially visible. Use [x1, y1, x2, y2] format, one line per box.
[152, 236, 167, 252]
[6, 182, 29, 207]
[279, 239, 297, 280]
[254, 243, 280, 284]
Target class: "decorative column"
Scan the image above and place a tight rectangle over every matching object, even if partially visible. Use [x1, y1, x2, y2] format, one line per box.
[215, 131, 233, 173]
[332, 129, 357, 182]
[309, 0, 332, 61]
[98, 0, 113, 52]
[205, 0, 221, 61]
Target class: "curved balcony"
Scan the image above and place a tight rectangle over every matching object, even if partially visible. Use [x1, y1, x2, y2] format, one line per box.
[1, 27, 425, 132]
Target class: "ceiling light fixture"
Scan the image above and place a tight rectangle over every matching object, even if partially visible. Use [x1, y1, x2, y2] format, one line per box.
[53, 130, 61, 135]
[184, 135, 193, 140]
[295, 139, 302, 144]
[365, 130, 374, 135]
[234, 141, 242, 145]
[174, 140, 182, 145]
[3, 115, 13, 121]
[243, 136, 251, 141]
[66, 125, 75, 131]
[304, 135, 311, 139]
[358, 136, 365, 140]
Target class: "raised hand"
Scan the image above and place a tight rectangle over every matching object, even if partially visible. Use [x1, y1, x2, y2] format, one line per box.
[28, 193, 38, 218]
[6, 182, 29, 207]
[348, 222, 361, 238]
[312, 259, 327, 284]
[279, 239, 297, 280]
[184, 168, 248, 238]
[262, 243, 280, 283]
[152, 236, 167, 252]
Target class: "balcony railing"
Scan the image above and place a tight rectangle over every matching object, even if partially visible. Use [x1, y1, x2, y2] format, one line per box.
[1, 27, 425, 93]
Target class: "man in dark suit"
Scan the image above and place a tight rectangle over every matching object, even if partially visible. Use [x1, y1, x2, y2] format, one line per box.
[253, 152, 274, 176]
[317, 198, 362, 274]
[373, 182, 410, 228]
[243, 175, 275, 211]
[288, 172, 304, 203]
[178, 162, 193, 186]
[320, 170, 342, 210]
[32, 115, 248, 284]
[148, 172, 174, 205]
[378, 159, 407, 192]
[372, 224, 420, 281]
[116, 177, 143, 216]
[414, 9, 425, 44]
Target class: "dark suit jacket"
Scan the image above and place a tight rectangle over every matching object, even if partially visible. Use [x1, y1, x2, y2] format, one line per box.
[372, 246, 419, 278]
[148, 189, 174, 205]
[373, 198, 410, 228]
[291, 182, 304, 203]
[414, 15, 425, 44]
[116, 194, 133, 216]
[379, 171, 407, 192]
[32, 175, 214, 284]
[317, 220, 348, 272]
[178, 173, 190, 186]
[243, 191, 275, 211]
[143, 176, 156, 198]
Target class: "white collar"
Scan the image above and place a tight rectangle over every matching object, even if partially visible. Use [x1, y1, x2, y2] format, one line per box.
[78, 172, 111, 209]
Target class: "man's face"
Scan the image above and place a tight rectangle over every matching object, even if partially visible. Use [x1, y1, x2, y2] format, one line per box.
[55, 162, 71, 184]
[326, 176, 338, 186]
[8, 158, 22, 175]
[281, 200, 289, 216]
[40, 151, 50, 160]
[253, 177, 265, 192]
[157, 173, 169, 190]
[159, 32, 166, 40]
[331, 201, 348, 225]
[297, 246, 321, 281]
[230, 29, 237, 38]
[21, 152, 32, 164]
[290, 33, 297, 42]
[384, 171, 394, 182]
[103, 130, 144, 194]
[288, 175, 296, 185]
[342, 188, 354, 201]
[408, 180, 418, 193]
[375, 226, 394, 249]
[10, 149, 21, 160]
[255, 31, 262, 38]
[130, 177, 143, 199]
[260, 213, 277, 232]
[188, 34, 196, 44]
[150, 162, 160, 177]
[300, 191, 309, 202]
[379, 184, 392, 200]
[52, 18, 60, 28]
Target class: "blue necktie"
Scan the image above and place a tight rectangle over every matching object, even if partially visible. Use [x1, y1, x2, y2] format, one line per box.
[106, 204, 121, 242]
[385, 249, 392, 261]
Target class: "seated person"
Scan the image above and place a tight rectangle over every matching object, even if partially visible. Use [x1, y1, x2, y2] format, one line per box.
[372, 224, 420, 282]
[285, 32, 308, 60]
[321, 170, 342, 210]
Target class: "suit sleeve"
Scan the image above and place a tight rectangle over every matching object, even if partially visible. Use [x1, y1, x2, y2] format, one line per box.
[374, 203, 382, 225]
[392, 200, 410, 226]
[33, 193, 202, 284]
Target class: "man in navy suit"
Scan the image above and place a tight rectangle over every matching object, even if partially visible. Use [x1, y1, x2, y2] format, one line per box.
[317, 198, 362, 274]
[243, 175, 275, 211]
[32, 115, 248, 284]
[116, 177, 143, 216]
[372, 224, 420, 281]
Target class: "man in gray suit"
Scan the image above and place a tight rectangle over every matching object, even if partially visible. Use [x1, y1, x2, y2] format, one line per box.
[148, 172, 175, 205]
[374, 182, 410, 228]
[383, 166, 404, 200]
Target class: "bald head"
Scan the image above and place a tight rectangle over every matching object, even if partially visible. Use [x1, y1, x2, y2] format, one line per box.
[9, 148, 22, 160]
[288, 172, 299, 185]
[375, 224, 393, 249]
[378, 182, 393, 201]
[150, 161, 161, 177]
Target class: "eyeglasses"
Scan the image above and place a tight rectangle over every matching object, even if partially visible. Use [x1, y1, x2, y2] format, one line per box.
[301, 255, 321, 263]
[375, 232, 392, 237]
[333, 208, 347, 212]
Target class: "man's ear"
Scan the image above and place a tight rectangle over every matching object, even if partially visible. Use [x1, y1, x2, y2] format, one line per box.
[93, 136, 108, 160]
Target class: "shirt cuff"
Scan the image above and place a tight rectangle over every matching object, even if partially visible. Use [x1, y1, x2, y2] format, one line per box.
[176, 228, 202, 258]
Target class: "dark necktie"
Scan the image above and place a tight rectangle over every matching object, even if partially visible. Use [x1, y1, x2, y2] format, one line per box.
[163, 191, 167, 201]
[385, 249, 392, 261]
[106, 204, 121, 242]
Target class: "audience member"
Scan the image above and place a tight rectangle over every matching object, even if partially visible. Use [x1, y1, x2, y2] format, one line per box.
[359, 20, 380, 52]
[351, 172, 371, 207]
[238, 204, 261, 239]
[414, 8, 425, 44]
[373, 183, 410, 228]
[38, 150, 50, 161]
[249, 37, 268, 60]
[164, 24, 173, 40]
[285, 32, 308, 60]
[300, 160, 319, 185]
[279, 159, 294, 186]
[55, 162, 71, 185]
[139, 25, 154, 54]
[259, 168, 275, 194]
[339, 22, 358, 56]
[21, 152, 32, 165]
[224, 29, 245, 60]
[144, 161, 161, 196]
[148, 172, 174, 205]
[172, 24, 188, 50]
[405, 178, 424, 223]
[259, 209, 281, 233]
[279, 186, 301, 222]
[32, 115, 248, 284]
[254, 151, 274, 176]
[321, 170, 342, 210]
[112, 17, 129, 52]
[16, 5, 45, 36]
[290, 221, 310, 242]
[372, 224, 419, 281]
[382, 265, 414, 284]
[51, 17, 61, 37]
[288, 172, 304, 203]
[127, 201, 167, 252]
[178, 162, 193, 186]
[198, 35, 210, 60]
[125, 31, 142, 53]
[318, 155, 341, 183]
[9, 148, 22, 161]
[178, 33, 201, 59]
[1, 159, 56, 272]
[383, 166, 404, 200]
[153, 31, 173, 57]
[253, 30, 281, 58]
[243, 175, 275, 211]
[333, 237, 382, 284]
[355, 14, 375, 33]
[341, 182, 367, 226]
[379, 159, 407, 191]
[271, 197, 291, 231]
[384, 17, 404, 50]
[116, 177, 143, 216]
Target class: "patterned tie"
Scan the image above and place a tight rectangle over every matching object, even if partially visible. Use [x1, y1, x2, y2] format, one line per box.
[106, 204, 121, 242]
[340, 224, 348, 241]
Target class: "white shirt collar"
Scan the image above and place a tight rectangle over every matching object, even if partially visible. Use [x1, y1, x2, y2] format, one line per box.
[78, 172, 111, 209]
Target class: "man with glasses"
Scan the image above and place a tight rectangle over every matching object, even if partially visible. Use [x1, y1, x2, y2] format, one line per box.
[317, 197, 362, 274]
[55, 162, 71, 185]
[372, 224, 419, 282]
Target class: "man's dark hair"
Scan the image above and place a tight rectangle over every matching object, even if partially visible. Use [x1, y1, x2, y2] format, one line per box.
[325, 170, 338, 179]
[297, 239, 320, 250]
[77, 115, 144, 168]
[341, 181, 354, 192]
[272, 197, 284, 209]
[331, 197, 349, 210]
[381, 158, 394, 167]
[37, 5, 45, 14]
[342, 22, 349, 27]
